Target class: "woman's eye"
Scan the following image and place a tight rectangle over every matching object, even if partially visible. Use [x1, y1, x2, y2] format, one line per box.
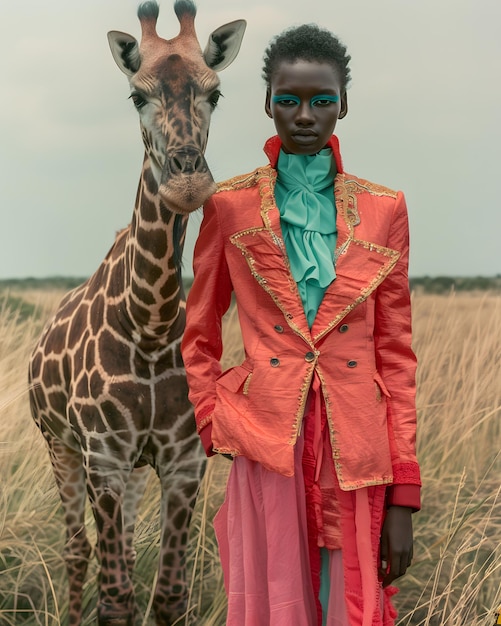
[208, 90, 222, 109]
[272, 94, 300, 107]
[311, 95, 340, 107]
[129, 92, 147, 109]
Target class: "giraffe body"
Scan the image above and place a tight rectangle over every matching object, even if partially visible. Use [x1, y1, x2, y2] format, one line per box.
[28, 3, 245, 624]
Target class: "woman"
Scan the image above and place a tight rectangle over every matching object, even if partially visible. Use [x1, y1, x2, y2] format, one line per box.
[182, 23, 421, 626]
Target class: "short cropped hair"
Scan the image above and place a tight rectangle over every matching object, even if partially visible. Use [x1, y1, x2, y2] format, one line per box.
[262, 24, 351, 90]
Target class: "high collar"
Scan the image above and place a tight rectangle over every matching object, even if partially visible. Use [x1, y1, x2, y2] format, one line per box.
[263, 134, 344, 174]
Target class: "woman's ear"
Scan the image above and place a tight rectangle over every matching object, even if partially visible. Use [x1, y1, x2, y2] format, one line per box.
[265, 88, 273, 118]
[339, 92, 348, 119]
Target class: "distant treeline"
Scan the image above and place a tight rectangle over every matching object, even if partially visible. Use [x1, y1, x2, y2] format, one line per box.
[0, 277, 88, 292]
[1, 275, 500, 295]
[409, 275, 501, 294]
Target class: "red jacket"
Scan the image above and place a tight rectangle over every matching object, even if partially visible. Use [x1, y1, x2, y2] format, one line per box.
[182, 136, 420, 504]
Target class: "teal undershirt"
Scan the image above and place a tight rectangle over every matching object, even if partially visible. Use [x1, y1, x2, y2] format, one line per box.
[275, 148, 337, 328]
[319, 549, 331, 624]
[275, 149, 337, 620]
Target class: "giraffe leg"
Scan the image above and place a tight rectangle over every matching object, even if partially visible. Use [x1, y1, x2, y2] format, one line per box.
[123, 465, 151, 576]
[152, 458, 202, 626]
[85, 457, 137, 626]
[45, 434, 92, 626]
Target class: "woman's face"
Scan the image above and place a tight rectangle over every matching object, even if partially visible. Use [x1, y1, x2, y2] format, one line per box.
[265, 59, 347, 155]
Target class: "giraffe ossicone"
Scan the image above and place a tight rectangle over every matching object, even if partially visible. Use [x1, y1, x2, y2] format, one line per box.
[28, 2, 245, 625]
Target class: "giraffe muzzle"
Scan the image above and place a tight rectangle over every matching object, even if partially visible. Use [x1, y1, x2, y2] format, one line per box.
[159, 147, 216, 213]
[168, 147, 207, 175]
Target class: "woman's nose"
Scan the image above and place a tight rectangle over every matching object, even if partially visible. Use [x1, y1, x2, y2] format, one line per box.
[295, 102, 314, 124]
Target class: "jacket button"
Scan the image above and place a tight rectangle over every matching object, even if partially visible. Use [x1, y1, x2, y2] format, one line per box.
[274, 324, 284, 333]
[347, 360, 358, 368]
[270, 358, 280, 367]
[305, 351, 316, 362]
[339, 324, 349, 333]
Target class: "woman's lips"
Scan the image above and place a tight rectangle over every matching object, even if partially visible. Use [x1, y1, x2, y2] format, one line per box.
[292, 132, 318, 144]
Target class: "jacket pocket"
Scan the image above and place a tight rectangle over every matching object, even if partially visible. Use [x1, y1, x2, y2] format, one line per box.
[216, 365, 252, 394]
[214, 365, 252, 427]
[373, 371, 391, 402]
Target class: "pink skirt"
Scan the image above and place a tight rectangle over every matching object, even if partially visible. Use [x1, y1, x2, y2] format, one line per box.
[215, 435, 319, 625]
[214, 383, 397, 626]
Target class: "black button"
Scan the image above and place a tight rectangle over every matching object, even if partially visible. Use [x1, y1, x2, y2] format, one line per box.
[305, 351, 316, 362]
[347, 360, 358, 368]
[270, 358, 280, 367]
[339, 324, 349, 333]
[274, 325, 284, 333]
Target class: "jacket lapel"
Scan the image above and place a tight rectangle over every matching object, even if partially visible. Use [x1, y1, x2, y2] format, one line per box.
[229, 167, 312, 342]
[311, 173, 400, 341]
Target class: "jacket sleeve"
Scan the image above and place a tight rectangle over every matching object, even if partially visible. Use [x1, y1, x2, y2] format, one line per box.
[181, 195, 233, 456]
[374, 191, 421, 510]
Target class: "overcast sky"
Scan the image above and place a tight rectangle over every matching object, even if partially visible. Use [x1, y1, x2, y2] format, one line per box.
[1, 0, 500, 280]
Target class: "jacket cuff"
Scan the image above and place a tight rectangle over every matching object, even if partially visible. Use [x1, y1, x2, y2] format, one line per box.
[392, 461, 421, 486]
[386, 484, 421, 511]
[196, 405, 215, 434]
[199, 423, 216, 457]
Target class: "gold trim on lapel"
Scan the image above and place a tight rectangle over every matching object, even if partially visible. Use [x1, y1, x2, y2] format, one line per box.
[312, 174, 400, 341]
[333, 172, 359, 260]
[312, 239, 400, 341]
[229, 166, 313, 344]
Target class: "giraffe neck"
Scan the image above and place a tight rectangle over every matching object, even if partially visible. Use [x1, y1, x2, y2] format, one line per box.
[124, 155, 188, 341]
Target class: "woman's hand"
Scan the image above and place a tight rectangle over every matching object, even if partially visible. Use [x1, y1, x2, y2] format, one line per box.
[379, 505, 414, 587]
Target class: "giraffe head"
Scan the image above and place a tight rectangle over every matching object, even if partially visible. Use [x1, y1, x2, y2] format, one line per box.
[108, 1, 246, 214]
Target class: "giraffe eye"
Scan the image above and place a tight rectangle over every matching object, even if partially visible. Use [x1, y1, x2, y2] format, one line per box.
[129, 91, 147, 110]
[208, 90, 222, 109]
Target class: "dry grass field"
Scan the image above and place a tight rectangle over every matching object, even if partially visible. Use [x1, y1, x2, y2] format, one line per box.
[0, 288, 500, 625]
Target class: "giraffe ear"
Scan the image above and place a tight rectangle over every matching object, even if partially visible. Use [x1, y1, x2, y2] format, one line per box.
[108, 31, 141, 76]
[203, 19, 246, 72]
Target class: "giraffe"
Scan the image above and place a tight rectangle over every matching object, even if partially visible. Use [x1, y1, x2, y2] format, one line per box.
[28, 2, 245, 625]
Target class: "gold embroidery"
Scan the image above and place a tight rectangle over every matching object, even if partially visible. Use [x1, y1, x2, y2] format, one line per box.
[343, 180, 361, 228]
[290, 368, 315, 445]
[339, 475, 393, 490]
[334, 238, 351, 262]
[255, 168, 289, 254]
[242, 372, 253, 395]
[333, 173, 357, 261]
[257, 167, 277, 226]
[332, 174, 397, 261]
[344, 176, 398, 199]
[346, 199, 361, 227]
[197, 414, 213, 432]
[216, 168, 262, 193]
[212, 446, 240, 456]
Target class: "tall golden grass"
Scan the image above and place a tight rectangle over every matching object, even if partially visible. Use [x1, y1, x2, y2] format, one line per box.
[0, 289, 500, 625]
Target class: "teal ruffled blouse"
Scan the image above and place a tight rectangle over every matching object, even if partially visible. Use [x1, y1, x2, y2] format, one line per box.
[275, 149, 337, 327]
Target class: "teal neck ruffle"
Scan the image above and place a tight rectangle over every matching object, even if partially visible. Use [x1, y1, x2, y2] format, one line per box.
[275, 149, 337, 328]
